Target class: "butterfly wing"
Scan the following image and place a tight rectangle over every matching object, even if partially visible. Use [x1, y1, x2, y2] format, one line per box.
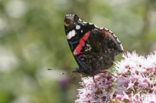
[73, 28, 123, 75]
[64, 14, 123, 76]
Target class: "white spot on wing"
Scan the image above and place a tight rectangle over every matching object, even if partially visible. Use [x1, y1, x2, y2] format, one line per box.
[76, 25, 81, 30]
[81, 30, 83, 33]
[109, 30, 113, 33]
[89, 23, 93, 25]
[112, 33, 124, 51]
[83, 21, 87, 24]
[85, 44, 92, 51]
[67, 30, 76, 40]
[94, 24, 98, 28]
[112, 33, 117, 38]
[73, 50, 77, 55]
[104, 28, 108, 31]
[79, 19, 82, 21]
[120, 44, 124, 51]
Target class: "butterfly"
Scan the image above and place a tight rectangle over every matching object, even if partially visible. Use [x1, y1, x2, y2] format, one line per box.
[64, 14, 123, 76]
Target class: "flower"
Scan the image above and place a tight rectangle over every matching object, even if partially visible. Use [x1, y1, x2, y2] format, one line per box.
[75, 51, 156, 103]
[114, 52, 156, 98]
[75, 73, 114, 103]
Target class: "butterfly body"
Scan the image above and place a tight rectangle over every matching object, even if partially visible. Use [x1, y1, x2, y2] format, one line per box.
[64, 14, 123, 76]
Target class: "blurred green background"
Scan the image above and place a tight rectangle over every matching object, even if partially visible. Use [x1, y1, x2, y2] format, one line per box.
[0, 0, 156, 103]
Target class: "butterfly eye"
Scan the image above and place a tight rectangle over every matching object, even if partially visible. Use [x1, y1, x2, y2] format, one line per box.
[64, 15, 76, 30]
[64, 18, 72, 26]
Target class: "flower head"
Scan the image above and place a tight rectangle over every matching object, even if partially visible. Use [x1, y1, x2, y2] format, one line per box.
[75, 73, 114, 103]
[75, 51, 156, 103]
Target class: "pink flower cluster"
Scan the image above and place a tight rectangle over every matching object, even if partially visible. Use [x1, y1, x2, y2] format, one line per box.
[75, 72, 114, 103]
[75, 51, 156, 103]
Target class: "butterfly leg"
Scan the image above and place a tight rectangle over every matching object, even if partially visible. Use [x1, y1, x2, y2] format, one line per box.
[92, 76, 99, 87]
[92, 76, 96, 84]
[92, 76, 103, 95]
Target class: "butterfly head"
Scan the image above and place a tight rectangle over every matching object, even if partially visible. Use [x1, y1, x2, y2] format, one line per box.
[64, 14, 79, 31]
[64, 14, 95, 36]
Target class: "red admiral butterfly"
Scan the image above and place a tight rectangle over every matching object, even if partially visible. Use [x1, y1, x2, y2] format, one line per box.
[64, 14, 123, 76]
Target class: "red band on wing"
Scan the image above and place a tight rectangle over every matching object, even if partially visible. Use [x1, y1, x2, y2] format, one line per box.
[73, 31, 90, 55]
